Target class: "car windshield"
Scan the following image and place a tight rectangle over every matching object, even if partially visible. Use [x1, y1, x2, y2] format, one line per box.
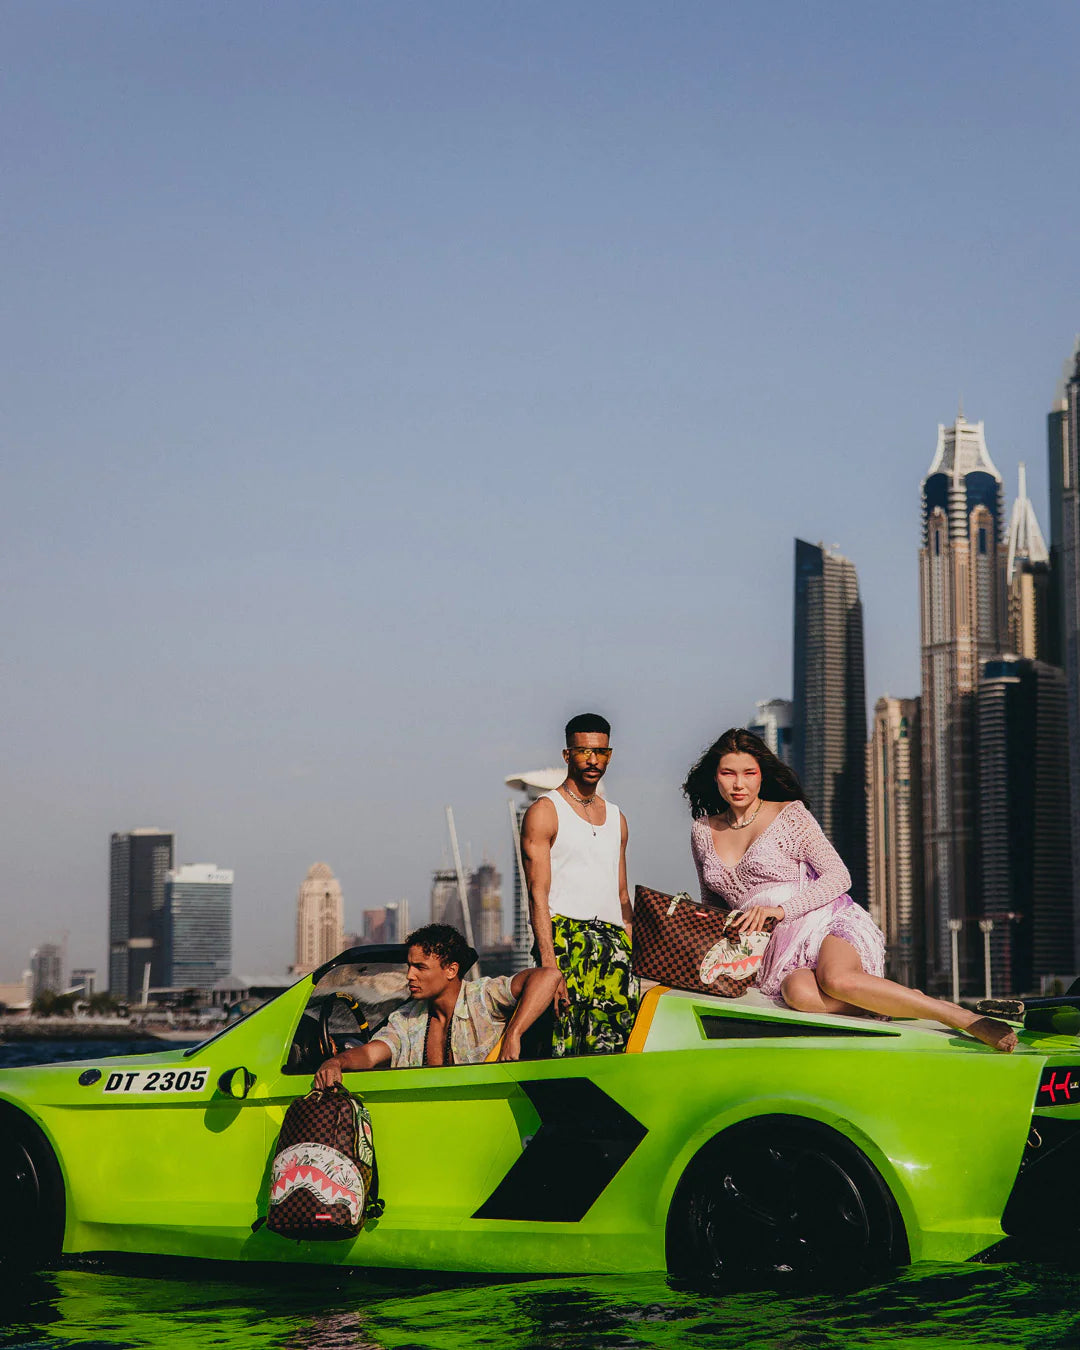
[285, 959, 411, 1073]
[181, 985, 294, 1058]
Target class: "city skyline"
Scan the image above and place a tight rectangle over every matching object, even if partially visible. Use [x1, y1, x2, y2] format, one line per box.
[68, 423, 1069, 1001]
[6, 5, 1080, 977]
[3, 414, 1068, 986]
[7, 421, 1067, 991]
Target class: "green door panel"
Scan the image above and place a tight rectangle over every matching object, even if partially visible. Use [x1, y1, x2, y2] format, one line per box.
[262, 1061, 535, 1231]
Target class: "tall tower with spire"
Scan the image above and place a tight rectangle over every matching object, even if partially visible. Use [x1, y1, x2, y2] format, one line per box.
[919, 410, 1007, 993]
[1005, 463, 1051, 661]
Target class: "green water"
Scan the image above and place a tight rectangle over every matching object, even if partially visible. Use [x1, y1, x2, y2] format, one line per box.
[3, 1259, 1079, 1350]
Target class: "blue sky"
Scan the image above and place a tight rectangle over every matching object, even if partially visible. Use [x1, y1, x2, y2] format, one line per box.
[4, 2, 1079, 978]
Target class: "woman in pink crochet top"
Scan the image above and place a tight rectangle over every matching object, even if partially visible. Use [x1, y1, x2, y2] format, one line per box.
[685, 727, 1016, 1052]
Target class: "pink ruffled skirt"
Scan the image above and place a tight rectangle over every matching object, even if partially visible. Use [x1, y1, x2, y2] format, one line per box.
[747, 883, 885, 1001]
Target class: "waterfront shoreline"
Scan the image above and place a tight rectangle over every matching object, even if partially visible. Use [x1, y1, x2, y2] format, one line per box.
[0, 1020, 204, 1043]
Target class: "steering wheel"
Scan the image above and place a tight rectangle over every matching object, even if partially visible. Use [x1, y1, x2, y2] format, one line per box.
[318, 992, 371, 1060]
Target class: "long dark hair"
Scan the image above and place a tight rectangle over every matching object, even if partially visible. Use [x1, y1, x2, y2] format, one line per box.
[682, 727, 808, 819]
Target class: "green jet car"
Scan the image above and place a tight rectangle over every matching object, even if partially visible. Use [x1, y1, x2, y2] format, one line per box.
[3, 943, 1080, 1281]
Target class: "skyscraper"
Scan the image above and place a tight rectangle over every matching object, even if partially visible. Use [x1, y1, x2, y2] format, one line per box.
[293, 862, 344, 974]
[109, 829, 174, 999]
[70, 968, 96, 998]
[360, 902, 411, 945]
[976, 657, 1073, 993]
[748, 698, 793, 764]
[469, 860, 503, 949]
[866, 697, 923, 987]
[164, 864, 233, 991]
[1058, 344, 1080, 968]
[1005, 463, 1051, 661]
[29, 943, 63, 1000]
[385, 899, 409, 943]
[362, 907, 390, 944]
[430, 868, 463, 930]
[1046, 364, 1071, 668]
[919, 412, 1007, 993]
[791, 539, 867, 901]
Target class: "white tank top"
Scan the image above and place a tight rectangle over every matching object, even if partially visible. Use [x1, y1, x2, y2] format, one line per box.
[543, 789, 624, 926]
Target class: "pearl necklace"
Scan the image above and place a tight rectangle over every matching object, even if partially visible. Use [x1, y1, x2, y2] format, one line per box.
[727, 799, 763, 830]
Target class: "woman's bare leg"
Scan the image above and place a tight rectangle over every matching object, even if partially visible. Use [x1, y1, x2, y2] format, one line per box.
[814, 936, 1017, 1052]
[781, 967, 859, 1015]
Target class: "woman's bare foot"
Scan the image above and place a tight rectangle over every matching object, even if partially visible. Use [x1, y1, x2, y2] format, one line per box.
[963, 1017, 1018, 1053]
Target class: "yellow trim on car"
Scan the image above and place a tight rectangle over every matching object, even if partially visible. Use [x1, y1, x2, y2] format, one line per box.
[485, 983, 669, 1060]
[626, 985, 669, 1053]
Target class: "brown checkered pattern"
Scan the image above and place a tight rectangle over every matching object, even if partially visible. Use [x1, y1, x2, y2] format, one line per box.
[267, 1085, 376, 1241]
[269, 1188, 359, 1242]
[276, 1088, 357, 1155]
[631, 885, 776, 997]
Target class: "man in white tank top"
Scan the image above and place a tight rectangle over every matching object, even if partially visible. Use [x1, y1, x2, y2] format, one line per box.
[520, 713, 638, 1056]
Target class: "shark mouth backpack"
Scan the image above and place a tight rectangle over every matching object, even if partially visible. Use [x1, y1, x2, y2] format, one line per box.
[265, 1083, 383, 1240]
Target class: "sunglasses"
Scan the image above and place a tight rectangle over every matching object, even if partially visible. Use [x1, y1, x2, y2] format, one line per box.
[566, 746, 613, 761]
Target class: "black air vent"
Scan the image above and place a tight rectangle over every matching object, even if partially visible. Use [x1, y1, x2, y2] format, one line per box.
[700, 1015, 899, 1040]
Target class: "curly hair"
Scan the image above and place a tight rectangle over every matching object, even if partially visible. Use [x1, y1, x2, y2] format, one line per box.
[404, 924, 476, 974]
[682, 727, 808, 819]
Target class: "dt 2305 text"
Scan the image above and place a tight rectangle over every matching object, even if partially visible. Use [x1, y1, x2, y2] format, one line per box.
[102, 1068, 209, 1094]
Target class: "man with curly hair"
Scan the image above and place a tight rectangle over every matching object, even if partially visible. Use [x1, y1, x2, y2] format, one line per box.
[313, 924, 561, 1079]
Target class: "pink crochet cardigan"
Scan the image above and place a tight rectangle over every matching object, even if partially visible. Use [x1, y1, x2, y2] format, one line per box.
[690, 801, 851, 920]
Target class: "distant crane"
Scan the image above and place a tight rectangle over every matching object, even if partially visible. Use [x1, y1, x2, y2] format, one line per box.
[445, 806, 479, 977]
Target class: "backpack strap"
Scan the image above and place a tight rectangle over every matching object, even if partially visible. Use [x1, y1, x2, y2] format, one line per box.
[366, 1154, 385, 1220]
[334, 1083, 385, 1221]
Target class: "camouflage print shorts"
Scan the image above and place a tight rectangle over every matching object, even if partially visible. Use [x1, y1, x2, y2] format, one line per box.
[551, 916, 640, 1058]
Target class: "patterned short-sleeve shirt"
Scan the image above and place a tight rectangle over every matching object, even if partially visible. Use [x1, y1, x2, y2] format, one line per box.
[370, 975, 517, 1068]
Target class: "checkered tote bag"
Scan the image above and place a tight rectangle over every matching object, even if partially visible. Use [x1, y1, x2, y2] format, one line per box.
[632, 886, 776, 997]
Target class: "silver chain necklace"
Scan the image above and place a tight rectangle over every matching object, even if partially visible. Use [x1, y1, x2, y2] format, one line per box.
[563, 783, 600, 835]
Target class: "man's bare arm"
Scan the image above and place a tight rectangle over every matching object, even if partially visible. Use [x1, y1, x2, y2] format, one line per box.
[313, 1038, 392, 1088]
[521, 797, 558, 968]
[498, 967, 564, 1060]
[521, 798, 570, 1014]
[619, 811, 633, 940]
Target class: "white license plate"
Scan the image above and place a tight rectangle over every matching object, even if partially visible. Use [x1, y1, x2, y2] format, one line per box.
[102, 1067, 210, 1094]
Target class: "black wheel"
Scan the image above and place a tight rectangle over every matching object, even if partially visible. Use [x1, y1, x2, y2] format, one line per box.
[666, 1116, 906, 1284]
[0, 1111, 65, 1272]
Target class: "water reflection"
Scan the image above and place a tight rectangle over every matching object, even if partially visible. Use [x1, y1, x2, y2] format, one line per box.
[2, 1259, 1079, 1350]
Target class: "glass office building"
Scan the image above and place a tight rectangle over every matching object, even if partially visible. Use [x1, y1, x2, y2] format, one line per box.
[164, 864, 233, 992]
